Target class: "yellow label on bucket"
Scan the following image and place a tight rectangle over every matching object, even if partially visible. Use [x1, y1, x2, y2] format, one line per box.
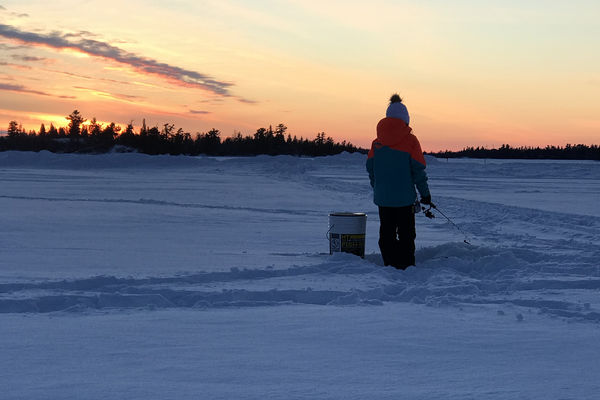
[340, 234, 365, 257]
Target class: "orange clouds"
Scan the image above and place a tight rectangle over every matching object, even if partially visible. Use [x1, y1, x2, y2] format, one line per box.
[0, 23, 236, 98]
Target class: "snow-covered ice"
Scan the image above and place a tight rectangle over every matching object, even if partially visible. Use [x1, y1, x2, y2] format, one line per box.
[1, 150, 599, 399]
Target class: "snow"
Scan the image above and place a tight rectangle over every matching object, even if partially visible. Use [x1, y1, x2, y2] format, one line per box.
[1, 150, 599, 399]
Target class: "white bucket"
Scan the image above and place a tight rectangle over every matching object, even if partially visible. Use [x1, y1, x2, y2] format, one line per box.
[328, 212, 367, 258]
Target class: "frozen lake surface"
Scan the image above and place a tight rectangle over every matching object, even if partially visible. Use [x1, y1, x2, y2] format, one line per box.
[1, 151, 599, 399]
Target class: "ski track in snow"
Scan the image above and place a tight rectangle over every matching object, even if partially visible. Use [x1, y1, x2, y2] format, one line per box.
[1, 152, 599, 323]
[0, 195, 323, 217]
[1, 244, 599, 321]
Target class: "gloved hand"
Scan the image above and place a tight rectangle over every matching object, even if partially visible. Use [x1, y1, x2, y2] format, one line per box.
[421, 195, 432, 205]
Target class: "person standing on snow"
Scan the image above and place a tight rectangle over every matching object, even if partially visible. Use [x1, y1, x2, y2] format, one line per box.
[366, 94, 431, 270]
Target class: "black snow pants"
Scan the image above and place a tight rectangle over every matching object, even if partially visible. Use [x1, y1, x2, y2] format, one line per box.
[378, 205, 416, 270]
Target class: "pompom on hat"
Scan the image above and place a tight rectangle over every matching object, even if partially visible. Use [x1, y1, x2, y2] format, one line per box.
[385, 94, 410, 125]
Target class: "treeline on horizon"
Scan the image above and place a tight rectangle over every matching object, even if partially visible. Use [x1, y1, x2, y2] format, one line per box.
[1, 110, 365, 157]
[428, 144, 600, 161]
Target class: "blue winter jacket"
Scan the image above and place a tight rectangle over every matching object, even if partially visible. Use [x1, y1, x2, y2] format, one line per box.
[366, 117, 430, 207]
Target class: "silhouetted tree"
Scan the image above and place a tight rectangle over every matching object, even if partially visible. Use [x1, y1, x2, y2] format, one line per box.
[429, 144, 600, 160]
[7, 120, 20, 137]
[161, 123, 174, 139]
[2, 113, 367, 156]
[88, 117, 101, 138]
[47, 123, 58, 138]
[67, 110, 86, 137]
[117, 122, 137, 149]
[197, 128, 221, 155]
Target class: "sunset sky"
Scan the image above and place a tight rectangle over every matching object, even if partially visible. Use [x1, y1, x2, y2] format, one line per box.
[1, 0, 598, 150]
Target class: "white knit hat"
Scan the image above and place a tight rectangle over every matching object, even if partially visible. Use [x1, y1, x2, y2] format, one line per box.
[386, 101, 410, 125]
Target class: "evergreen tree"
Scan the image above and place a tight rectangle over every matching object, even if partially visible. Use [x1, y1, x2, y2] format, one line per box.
[2, 113, 368, 156]
[67, 110, 86, 137]
[7, 120, 20, 137]
[48, 123, 58, 137]
[88, 117, 101, 137]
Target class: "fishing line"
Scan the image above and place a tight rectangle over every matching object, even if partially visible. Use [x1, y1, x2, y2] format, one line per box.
[421, 202, 473, 245]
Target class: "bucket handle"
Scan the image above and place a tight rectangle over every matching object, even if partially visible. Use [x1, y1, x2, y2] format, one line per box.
[325, 224, 335, 241]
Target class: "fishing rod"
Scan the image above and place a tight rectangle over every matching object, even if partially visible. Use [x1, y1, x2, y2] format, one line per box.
[421, 201, 473, 245]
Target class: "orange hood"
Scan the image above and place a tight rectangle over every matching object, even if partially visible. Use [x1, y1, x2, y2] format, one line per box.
[376, 117, 412, 146]
[370, 117, 426, 166]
